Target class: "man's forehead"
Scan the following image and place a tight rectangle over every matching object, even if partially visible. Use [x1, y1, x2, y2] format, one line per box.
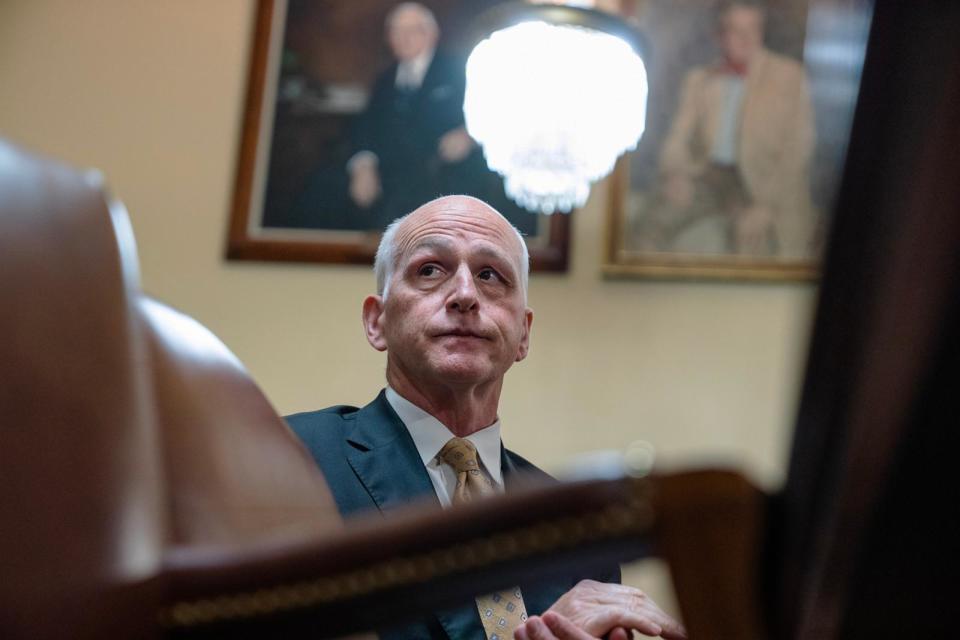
[403, 235, 515, 265]
[391, 7, 429, 29]
[722, 5, 764, 24]
[394, 200, 523, 260]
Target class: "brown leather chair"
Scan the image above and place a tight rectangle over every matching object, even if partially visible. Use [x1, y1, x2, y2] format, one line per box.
[141, 296, 341, 549]
[0, 144, 166, 639]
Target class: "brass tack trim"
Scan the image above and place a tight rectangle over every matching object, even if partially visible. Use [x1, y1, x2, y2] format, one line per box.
[160, 479, 654, 628]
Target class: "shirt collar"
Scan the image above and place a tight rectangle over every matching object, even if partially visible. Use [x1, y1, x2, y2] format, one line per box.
[385, 386, 503, 486]
[396, 47, 434, 88]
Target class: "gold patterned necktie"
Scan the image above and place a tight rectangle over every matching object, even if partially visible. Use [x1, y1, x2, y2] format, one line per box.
[438, 438, 528, 640]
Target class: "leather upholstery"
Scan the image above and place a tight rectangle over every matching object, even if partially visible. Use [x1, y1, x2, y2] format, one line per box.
[0, 141, 164, 639]
[141, 298, 340, 550]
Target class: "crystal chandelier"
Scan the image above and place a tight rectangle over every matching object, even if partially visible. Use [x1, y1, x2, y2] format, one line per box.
[464, 3, 648, 214]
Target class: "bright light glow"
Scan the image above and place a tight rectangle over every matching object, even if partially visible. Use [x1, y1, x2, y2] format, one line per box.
[465, 21, 648, 214]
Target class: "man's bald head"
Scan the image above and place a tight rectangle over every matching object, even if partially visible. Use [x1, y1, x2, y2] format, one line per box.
[385, 2, 438, 34]
[385, 2, 439, 62]
[374, 196, 530, 300]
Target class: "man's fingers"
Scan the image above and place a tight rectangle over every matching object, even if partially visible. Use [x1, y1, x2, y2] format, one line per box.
[607, 608, 686, 640]
[545, 581, 686, 638]
[633, 599, 687, 639]
[519, 616, 559, 640]
[541, 611, 596, 640]
[631, 606, 685, 640]
[658, 618, 688, 640]
[608, 626, 631, 640]
[514, 622, 531, 640]
[589, 598, 679, 637]
[661, 626, 689, 640]
[596, 609, 662, 637]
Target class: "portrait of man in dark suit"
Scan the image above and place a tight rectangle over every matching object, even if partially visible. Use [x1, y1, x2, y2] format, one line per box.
[260, 1, 537, 237]
[347, 3, 532, 233]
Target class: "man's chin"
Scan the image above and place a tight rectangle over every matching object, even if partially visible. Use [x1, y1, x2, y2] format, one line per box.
[436, 368, 494, 386]
[428, 358, 501, 386]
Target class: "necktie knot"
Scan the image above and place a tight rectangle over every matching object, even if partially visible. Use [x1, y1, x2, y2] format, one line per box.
[438, 437, 480, 473]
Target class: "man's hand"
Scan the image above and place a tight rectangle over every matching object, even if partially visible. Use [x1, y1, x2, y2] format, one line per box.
[735, 204, 772, 253]
[662, 173, 694, 209]
[515, 612, 626, 640]
[349, 162, 381, 208]
[437, 127, 474, 163]
[515, 580, 687, 640]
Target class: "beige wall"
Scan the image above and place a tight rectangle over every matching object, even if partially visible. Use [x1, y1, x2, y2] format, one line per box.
[0, 0, 816, 615]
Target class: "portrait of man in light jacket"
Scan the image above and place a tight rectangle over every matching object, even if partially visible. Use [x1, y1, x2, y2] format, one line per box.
[638, 0, 817, 259]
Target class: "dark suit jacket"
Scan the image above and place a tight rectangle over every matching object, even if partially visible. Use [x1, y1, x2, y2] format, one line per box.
[287, 390, 619, 639]
[350, 52, 537, 235]
[352, 52, 472, 226]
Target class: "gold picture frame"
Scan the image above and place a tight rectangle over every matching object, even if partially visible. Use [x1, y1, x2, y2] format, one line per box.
[604, 0, 864, 281]
[226, 0, 570, 271]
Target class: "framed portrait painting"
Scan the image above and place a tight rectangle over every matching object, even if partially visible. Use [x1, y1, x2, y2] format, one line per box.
[227, 0, 570, 271]
[604, 0, 866, 280]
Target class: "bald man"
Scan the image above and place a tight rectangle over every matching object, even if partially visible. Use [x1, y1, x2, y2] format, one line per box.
[288, 196, 685, 640]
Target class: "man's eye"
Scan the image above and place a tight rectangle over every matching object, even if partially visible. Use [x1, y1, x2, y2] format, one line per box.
[477, 268, 503, 282]
[418, 264, 442, 277]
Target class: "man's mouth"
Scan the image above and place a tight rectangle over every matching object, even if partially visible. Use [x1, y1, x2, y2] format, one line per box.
[433, 328, 489, 340]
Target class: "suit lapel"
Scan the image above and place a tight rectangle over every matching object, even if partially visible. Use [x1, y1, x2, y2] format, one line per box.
[501, 445, 522, 490]
[345, 391, 481, 639]
[416, 54, 459, 110]
[738, 48, 769, 165]
[418, 54, 442, 96]
[344, 390, 439, 515]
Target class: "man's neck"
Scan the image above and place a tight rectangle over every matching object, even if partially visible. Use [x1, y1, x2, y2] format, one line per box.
[397, 47, 435, 88]
[407, 47, 434, 72]
[386, 369, 501, 437]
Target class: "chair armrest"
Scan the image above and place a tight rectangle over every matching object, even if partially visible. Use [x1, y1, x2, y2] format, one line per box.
[652, 470, 767, 640]
[161, 473, 654, 638]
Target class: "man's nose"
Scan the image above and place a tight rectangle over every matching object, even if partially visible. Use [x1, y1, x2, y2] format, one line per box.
[446, 265, 479, 313]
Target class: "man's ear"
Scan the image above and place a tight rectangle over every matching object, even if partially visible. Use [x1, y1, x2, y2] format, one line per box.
[515, 307, 534, 362]
[362, 295, 388, 352]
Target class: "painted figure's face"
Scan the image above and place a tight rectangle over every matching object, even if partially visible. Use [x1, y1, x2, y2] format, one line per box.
[387, 8, 438, 62]
[718, 6, 765, 66]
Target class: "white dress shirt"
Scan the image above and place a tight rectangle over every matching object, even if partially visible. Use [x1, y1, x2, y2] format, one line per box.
[710, 75, 746, 165]
[394, 48, 434, 90]
[385, 387, 504, 507]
